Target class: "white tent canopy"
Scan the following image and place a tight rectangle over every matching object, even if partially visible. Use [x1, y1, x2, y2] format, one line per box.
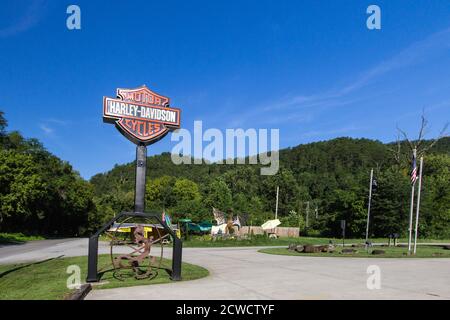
[261, 219, 281, 230]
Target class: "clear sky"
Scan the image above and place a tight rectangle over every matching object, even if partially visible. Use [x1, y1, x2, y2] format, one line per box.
[1, 0, 449, 179]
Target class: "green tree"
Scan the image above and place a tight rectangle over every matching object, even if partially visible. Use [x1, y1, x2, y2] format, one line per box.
[0, 150, 47, 226]
[145, 175, 176, 211]
[173, 178, 201, 202]
[0, 111, 7, 136]
[204, 178, 232, 212]
[370, 167, 410, 237]
[420, 154, 450, 238]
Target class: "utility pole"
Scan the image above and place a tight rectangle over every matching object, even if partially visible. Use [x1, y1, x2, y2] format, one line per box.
[413, 156, 424, 255]
[275, 186, 279, 220]
[408, 148, 417, 254]
[365, 168, 374, 244]
[306, 201, 310, 228]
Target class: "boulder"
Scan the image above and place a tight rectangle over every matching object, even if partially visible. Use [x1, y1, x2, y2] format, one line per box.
[341, 248, 358, 254]
[303, 245, 322, 253]
[318, 245, 330, 252]
[371, 249, 385, 255]
[295, 245, 305, 253]
[288, 243, 297, 251]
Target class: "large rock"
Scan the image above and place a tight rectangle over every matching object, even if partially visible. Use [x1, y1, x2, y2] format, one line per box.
[302, 244, 334, 253]
[303, 245, 322, 253]
[295, 245, 305, 253]
[341, 248, 358, 254]
[371, 249, 385, 255]
[318, 245, 330, 252]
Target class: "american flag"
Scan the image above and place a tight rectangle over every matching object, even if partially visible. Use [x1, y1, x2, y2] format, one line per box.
[410, 153, 418, 184]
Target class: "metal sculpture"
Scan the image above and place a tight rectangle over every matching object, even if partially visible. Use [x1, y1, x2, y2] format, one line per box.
[211, 207, 243, 237]
[108, 219, 167, 280]
[86, 212, 182, 283]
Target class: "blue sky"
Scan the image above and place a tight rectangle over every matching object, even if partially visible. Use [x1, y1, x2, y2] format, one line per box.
[1, 0, 449, 179]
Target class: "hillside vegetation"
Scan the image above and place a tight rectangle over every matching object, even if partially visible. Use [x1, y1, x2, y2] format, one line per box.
[1, 111, 449, 238]
[90, 135, 450, 239]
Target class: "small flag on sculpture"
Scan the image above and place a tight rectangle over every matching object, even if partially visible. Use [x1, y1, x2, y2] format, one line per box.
[162, 211, 172, 230]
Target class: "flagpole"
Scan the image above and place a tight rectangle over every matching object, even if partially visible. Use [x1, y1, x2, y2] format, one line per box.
[365, 168, 374, 245]
[413, 156, 424, 255]
[407, 148, 417, 254]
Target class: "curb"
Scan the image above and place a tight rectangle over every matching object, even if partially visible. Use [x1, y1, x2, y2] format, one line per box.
[65, 284, 92, 300]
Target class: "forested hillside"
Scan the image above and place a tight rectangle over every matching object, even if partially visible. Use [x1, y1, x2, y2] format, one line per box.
[1, 110, 449, 238]
[91, 135, 450, 239]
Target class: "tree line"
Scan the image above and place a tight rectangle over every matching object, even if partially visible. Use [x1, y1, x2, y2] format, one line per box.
[1, 110, 449, 238]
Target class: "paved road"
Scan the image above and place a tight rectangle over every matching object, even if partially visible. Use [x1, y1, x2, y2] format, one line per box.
[0, 238, 79, 257]
[1, 239, 449, 300]
[0, 238, 129, 264]
[88, 246, 450, 300]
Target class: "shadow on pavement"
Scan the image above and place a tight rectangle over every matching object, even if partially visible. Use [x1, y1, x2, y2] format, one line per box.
[0, 255, 64, 279]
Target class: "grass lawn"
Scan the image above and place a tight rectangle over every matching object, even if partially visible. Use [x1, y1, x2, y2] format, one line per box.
[182, 235, 450, 248]
[183, 236, 311, 247]
[0, 233, 45, 244]
[259, 245, 450, 258]
[0, 254, 209, 300]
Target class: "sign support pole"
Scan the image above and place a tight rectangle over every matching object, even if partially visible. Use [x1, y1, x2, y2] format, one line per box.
[134, 144, 147, 213]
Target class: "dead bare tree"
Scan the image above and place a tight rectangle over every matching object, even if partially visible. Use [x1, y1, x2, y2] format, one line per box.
[389, 111, 449, 164]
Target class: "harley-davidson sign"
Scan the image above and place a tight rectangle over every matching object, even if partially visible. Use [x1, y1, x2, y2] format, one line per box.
[103, 85, 181, 145]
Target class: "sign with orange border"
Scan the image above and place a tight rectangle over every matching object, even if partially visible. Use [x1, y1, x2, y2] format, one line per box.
[103, 85, 181, 145]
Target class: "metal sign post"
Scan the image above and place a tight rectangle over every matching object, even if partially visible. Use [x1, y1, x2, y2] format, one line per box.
[134, 144, 147, 212]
